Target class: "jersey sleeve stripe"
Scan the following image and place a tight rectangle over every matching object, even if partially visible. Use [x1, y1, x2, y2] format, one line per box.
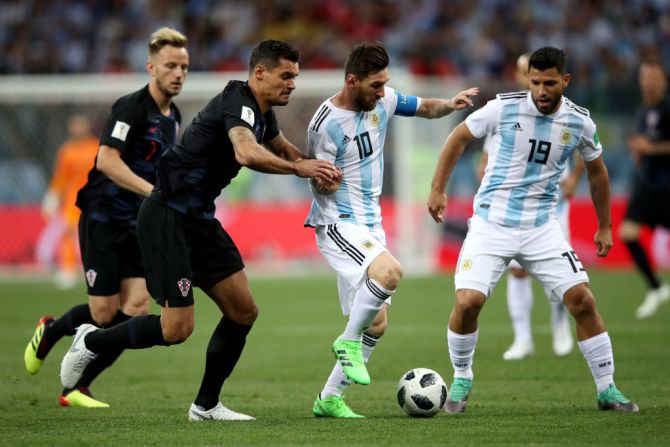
[312, 106, 331, 132]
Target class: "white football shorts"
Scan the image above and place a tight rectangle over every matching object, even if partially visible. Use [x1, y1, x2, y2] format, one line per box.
[315, 222, 391, 315]
[455, 213, 588, 302]
[509, 200, 570, 270]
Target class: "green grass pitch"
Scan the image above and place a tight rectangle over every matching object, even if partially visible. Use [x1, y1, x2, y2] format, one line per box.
[2, 271, 668, 446]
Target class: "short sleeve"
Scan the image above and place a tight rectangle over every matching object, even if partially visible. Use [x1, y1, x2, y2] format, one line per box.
[99, 97, 144, 153]
[465, 99, 500, 139]
[222, 93, 258, 134]
[577, 118, 603, 162]
[263, 109, 280, 141]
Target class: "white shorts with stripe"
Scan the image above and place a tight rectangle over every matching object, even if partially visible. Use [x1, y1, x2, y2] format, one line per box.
[508, 201, 570, 270]
[455, 214, 588, 302]
[315, 222, 391, 315]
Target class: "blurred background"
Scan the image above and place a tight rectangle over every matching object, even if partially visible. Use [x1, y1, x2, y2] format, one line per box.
[0, 0, 669, 283]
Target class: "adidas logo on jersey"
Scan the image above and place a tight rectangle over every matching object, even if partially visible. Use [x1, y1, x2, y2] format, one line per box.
[342, 135, 351, 145]
[511, 122, 523, 131]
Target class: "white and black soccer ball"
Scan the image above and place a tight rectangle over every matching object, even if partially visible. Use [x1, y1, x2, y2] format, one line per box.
[396, 368, 447, 417]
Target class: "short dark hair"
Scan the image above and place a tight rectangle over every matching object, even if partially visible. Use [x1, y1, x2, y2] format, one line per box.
[249, 40, 299, 71]
[344, 42, 389, 79]
[529, 47, 567, 74]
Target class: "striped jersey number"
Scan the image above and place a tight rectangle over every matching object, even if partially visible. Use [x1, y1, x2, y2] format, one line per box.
[562, 250, 585, 273]
[354, 131, 373, 160]
[528, 139, 551, 164]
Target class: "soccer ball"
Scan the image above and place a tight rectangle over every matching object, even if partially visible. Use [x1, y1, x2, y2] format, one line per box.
[396, 368, 447, 417]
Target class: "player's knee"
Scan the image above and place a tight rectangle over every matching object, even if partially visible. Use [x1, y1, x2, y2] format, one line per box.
[565, 286, 597, 318]
[371, 258, 404, 290]
[161, 321, 194, 344]
[454, 291, 485, 320]
[121, 298, 150, 317]
[227, 303, 259, 326]
[90, 306, 117, 327]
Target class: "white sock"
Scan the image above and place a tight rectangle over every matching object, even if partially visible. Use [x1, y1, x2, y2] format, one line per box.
[550, 301, 569, 330]
[341, 279, 391, 340]
[506, 274, 533, 345]
[322, 332, 379, 398]
[447, 328, 478, 380]
[578, 332, 614, 393]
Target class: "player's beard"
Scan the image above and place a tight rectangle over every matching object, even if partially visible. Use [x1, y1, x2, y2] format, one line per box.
[532, 93, 561, 115]
[356, 95, 377, 112]
[156, 77, 181, 98]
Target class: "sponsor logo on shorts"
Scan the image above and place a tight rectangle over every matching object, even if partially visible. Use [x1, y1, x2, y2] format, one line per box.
[177, 278, 192, 298]
[461, 259, 472, 271]
[85, 269, 97, 287]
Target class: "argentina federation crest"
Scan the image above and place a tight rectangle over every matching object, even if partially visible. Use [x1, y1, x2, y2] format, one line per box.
[177, 278, 192, 298]
[369, 111, 380, 127]
[560, 128, 571, 145]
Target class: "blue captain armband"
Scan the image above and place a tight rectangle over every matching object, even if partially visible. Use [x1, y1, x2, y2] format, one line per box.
[394, 91, 419, 117]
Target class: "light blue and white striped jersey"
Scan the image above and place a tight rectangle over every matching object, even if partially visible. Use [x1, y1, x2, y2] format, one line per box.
[304, 86, 420, 231]
[468, 91, 601, 229]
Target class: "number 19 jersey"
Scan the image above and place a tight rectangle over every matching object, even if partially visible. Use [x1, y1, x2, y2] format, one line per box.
[304, 87, 419, 231]
[467, 91, 602, 229]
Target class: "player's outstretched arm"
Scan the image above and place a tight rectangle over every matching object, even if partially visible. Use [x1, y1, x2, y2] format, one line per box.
[229, 126, 338, 182]
[416, 87, 479, 119]
[584, 155, 613, 257]
[428, 122, 475, 223]
[265, 130, 306, 161]
[96, 145, 154, 196]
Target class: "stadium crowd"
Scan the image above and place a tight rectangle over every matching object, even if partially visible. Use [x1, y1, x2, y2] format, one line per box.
[1, 1, 667, 86]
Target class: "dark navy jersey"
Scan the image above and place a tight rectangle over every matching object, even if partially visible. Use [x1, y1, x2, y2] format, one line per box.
[76, 85, 181, 224]
[150, 80, 279, 219]
[635, 97, 670, 189]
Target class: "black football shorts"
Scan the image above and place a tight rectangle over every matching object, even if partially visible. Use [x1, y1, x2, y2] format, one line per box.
[136, 198, 244, 308]
[78, 213, 145, 296]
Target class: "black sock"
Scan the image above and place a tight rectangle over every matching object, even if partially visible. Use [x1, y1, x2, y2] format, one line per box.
[194, 317, 253, 410]
[73, 311, 133, 390]
[106, 310, 132, 328]
[44, 304, 95, 357]
[625, 240, 661, 289]
[85, 314, 168, 354]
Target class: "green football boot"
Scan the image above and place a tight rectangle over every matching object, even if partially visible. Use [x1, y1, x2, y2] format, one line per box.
[332, 338, 370, 385]
[313, 394, 364, 418]
[445, 377, 472, 414]
[24, 316, 54, 374]
[597, 384, 639, 413]
[60, 388, 110, 408]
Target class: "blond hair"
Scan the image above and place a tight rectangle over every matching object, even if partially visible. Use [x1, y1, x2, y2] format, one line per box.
[148, 27, 187, 55]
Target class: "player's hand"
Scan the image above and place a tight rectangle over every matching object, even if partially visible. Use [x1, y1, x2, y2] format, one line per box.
[594, 226, 613, 257]
[311, 166, 342, 194]
[448, 87, 479, 110]
[427, 189, 447, 223]
[294, 159, 339, 183]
